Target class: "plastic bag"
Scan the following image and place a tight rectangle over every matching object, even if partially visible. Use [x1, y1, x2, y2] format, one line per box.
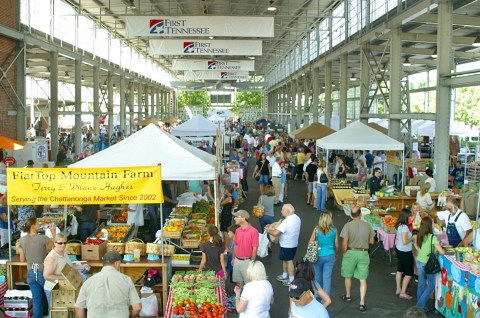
[258, 230, 269, 258]
[139, 294, 158, 317]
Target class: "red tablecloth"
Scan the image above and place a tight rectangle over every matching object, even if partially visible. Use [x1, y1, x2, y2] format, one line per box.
[164, 280, 228, 318]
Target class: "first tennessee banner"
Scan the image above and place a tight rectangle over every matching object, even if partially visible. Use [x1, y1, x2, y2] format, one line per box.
[7, 166, 164, 205]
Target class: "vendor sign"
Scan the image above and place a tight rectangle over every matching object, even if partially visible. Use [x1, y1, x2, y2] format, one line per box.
[386, 151, 403, 167]
[150, 39, 262, 56]
[184, 71, 249, 81]
[126, 16, 274, 38]
[172, 59, 255, 71]
[6, 166, 163, 205]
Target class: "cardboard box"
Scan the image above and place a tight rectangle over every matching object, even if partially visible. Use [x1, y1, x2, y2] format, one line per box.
[81, 241, 107, 261]
[59, 264, 83, 291]
[50, 308, 74, 318]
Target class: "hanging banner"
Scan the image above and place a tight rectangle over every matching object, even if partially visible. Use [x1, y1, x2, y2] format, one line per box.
[126, 16, 274, 38]
[149, 39, 262, 56]
[6, 166, 164, 205]
[172, 59, 255, 71]
[184, 71, 249, 81]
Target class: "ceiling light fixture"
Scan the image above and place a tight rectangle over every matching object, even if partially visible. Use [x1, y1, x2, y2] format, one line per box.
[64, 71, 70, 79]
[350, 73, 357, 81]
[267, 0, 277, 11]
[45, 67, 50, 75]
[26, 62, 30, 70]
[248, 56, 255, 60]
[81, 75, 85, 82]
[473, 36, 480, 47]
[402, 57, 412, 66]
[209, 36, 214, 39]
[122, 0, 136, 9]
[431, 49, 437, 59]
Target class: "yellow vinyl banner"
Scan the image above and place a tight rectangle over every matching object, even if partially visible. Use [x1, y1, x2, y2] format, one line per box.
[7, 166, 164, 205]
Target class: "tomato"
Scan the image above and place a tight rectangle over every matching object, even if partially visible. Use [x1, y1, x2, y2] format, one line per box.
[173, 308, 179, 315]
[198, 307, 204, 314]
[178, 309, 184, 315]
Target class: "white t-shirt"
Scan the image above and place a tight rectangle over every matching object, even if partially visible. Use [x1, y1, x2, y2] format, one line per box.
[373, 155, 383, 167]
[239, 280, 273, 318]
[437, 210, 472, 240]
[290, 297, 329, 318]
[416, 192, 434, 210]
[266, 156, 276, 167]
[425, 177, 436, 192]
[277, 214, 301, 248]
[395, 224, 413, 252]
[272, 162, 282, 177]
[127, 204, 144, 227]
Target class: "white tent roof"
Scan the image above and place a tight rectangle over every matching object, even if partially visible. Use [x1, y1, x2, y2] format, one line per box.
[70, 124, 216, 180]
[171, 115, 217, 137]
[317, 121, 404, 151]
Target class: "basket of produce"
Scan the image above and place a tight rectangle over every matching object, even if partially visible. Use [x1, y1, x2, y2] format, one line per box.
[146, 242, 176, 256]
[107, 242, 126, 254]
[125, 238, 146, 255]
[65, 240, 82, 255]
[381, 217, 398, 233]
[105, 225, 131, 242]
[193, 199, 210, 214]
[171, 206, 192, 217]
[182, 232, 201, 249]
[188, 219, 207, 226]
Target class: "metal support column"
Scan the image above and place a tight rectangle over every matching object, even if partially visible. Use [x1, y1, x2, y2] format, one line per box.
[296, 78, 303, 128]
[137, 84, 143, 122]
[339, 54, 348, 129]
[434, 0, 454, 190]
[389, 28, 402, 142]
[16, 45, 26, 141]
[156, 88, 161, 119]
[93, 66, 100, 135]
[150, 86, 155, 118]
[324, 62, 332, 128]
[312, 67, 320, 123]
[50, 52, 59, 160]
[107, 73, 114, 137]
[120, 75, 126, 134]
[74, 59, 82, 155]
[129, 82, 135, 134]
[360, 47, 371, 124]
[144, 85, 150, 118]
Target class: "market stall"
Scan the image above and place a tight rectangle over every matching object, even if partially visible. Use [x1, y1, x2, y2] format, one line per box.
[171, 115, 217, 138]
[288, 122, 335, 140]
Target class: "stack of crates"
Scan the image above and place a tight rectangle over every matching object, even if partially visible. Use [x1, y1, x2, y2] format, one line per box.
[4, 290, 33, 318]
[49, 265, 83, 318]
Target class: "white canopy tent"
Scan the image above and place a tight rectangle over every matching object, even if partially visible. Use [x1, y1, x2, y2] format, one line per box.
[70, 123, 216, 180]
[317, 121, 404, 151]
[171, 115, 217, 137]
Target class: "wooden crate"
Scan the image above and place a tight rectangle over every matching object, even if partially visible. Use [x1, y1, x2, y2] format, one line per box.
[60, 264, 83, 291]
[50, 308, 74, 318]
[50, 289, 77, 308]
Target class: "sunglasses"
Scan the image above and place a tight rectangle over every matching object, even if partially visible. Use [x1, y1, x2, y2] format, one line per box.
[55, 242, 67, 245]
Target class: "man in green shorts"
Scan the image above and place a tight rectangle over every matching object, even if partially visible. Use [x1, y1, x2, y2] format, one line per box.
[340, 205, 375, 312]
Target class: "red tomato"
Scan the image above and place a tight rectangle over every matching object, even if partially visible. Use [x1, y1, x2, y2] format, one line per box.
[198, 308, 204, 314]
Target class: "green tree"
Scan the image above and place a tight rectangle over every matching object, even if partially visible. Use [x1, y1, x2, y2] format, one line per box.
[455, 87, 480, 127]
[232, 92, 262, 115]
[177, 91, 210, 116]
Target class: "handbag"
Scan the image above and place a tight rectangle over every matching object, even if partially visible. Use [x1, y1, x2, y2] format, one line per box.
[424, 235, 441, 274]
[305, 227, 319, 263]
[255, 161, 265, 181]
[136, 268, 161, 287]
[319, 170, 328, 183]
[252, 196, 265, 218]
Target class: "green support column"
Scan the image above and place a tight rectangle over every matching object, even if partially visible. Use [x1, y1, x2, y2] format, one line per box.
[339, 54, 348, 129]
[324, 62, 332, 128]
[93, 66, 100, 135]
[74, 59, 82, 155]
[49, 52, 58, 160]
[312, 67, 319, 123]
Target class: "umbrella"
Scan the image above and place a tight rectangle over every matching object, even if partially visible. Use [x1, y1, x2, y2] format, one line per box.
[0, 135, 25, 150]
[162, 116, 179, 124]
[136, 117, 163, 126]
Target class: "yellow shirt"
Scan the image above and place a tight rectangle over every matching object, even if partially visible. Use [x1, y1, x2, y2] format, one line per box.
[297, 153, 305, 165]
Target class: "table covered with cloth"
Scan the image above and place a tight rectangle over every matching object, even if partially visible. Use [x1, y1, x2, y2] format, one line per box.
[164, 280, 228, 318]
[435, 255, 480, 317]
[376, 229, 448, 251]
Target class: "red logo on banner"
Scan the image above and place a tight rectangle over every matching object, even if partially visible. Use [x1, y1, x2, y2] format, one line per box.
[3, 157, 15, 165]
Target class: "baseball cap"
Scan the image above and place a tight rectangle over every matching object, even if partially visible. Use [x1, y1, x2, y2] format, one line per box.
[232, 210, 250, 220]
[289, 278, 310, 298]
[27, 160, 34, 166]
[103, 250, 124, 263]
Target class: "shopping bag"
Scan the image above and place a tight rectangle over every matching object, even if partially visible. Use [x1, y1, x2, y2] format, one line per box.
[258, 230, 269, 258]
[139, 294, 158, 317]
[269, 219, 283, 244]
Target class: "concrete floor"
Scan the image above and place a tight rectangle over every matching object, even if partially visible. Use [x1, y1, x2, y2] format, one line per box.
[227, 159, 441, 318]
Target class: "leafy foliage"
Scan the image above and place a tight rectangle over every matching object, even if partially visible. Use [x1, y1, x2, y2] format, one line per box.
[232, 92, 262, 115]
[455, 87, 480, 127]
[177, 91, 210, 107]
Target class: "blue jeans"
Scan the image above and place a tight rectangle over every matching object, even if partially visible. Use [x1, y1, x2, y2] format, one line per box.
[146, 204, 159, 238]
[316, 183, 327, 211]
[78, 221, 96, 242]
[259, 215, 275, 233]
[27, 269, 46, 318]
[314, 254, 336, 296]
[416, 260, 436, 311]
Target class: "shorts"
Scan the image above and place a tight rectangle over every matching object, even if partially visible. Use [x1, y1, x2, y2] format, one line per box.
[396, 249, 414, 276]
[308, 182, 314, 192]
[259, 174, 269, 185]
[232, 258, 251, 283]
[278, 246, 297, 261]
[341, 250, 370, 280]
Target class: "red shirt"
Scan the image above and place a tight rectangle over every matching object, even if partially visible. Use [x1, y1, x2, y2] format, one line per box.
[234, 224, 259, 258]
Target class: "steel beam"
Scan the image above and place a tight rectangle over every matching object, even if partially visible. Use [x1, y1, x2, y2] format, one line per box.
[50, 52, 59, 161]
[339, 54, 348, 129]
[107, 72, 114, 137]
[120, 75, 126, 134]
[74, 59, 82, 155]
[324, 61, 332, 128]
[312, 67, 319, 122]
[359, 113, 436, 120]
[93, 65, 100, 135]
[389, 28, 402, 142]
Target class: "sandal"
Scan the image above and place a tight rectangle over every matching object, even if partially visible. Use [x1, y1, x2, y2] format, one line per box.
[359, 304, 367, 312]
[399, 294, 413, 300]
[341, 295, 352, 302]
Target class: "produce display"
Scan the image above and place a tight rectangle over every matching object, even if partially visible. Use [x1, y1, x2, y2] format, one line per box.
[330, 180, 352, 189]
[362, 214, 382, 230]
[353, 187, 369, 194]
[172, 206, 192, 217]
[172, 254, 190, 264]
[193, 200, 210, 214]
[170, 271, 225, 318]
[381, 217, 398, 233]
[84, 238, 104, 245]
[110, 209, 128, 223]
[105, 225, 131, 242]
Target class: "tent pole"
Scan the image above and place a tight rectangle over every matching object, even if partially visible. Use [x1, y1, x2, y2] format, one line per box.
[7, 202, 12, 289]
[160, 203, 164, 264]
